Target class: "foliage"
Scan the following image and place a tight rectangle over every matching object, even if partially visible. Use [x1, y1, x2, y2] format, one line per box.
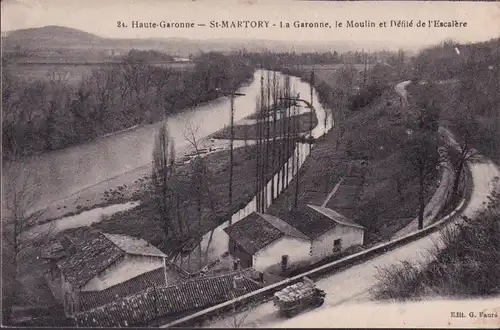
[149, 122, 181, 243]
[374, 191, 500, 300]
[2, 52, 254, 159]
[348, 83, 386, 111]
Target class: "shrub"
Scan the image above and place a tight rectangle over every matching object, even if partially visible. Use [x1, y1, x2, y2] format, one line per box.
[373, 191, 500, 300]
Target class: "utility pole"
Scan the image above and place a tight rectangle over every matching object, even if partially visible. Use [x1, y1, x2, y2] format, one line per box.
[228, 89, 235, 225]
[363, 49, 368, 88]
[260, 72, 266, 212]
[265, 72, 272, 209]
[294, 101, 300, 209]
[271, 72, 278, 204]
[309, 69, 315, 154]
[256, 70, 264, 213]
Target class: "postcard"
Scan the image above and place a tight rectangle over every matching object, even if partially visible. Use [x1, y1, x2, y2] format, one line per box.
[2, 0, 499, 328]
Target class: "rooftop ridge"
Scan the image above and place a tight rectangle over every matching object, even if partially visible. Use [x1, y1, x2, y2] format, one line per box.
[180, 269, 253, 284]
[256, 212, 309, 241]
[307, 204, 365, 229]
[101, 232, 167, 258]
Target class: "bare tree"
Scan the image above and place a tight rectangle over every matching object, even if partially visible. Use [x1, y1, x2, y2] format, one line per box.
[183, 121, 219, 265]
[228, 86, 236, 224]
[151, 122, 180, 244]
[120, 53, 154, 118]
[2, 157, 51, 267]
[403, 131, 441, 230]
[332, 64, 356, 148]
[447, 82, 481, 199]
[2, 155, 54, 323]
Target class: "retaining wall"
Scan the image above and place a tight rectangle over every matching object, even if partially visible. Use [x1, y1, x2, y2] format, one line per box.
[162, 166, 470, 328]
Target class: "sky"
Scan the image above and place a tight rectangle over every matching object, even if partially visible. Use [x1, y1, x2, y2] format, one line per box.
[2, 0, 500, 46]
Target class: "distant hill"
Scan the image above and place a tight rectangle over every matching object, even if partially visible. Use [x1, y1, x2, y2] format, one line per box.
[4, 25, 104, 46]
[2, 25, 421, 60]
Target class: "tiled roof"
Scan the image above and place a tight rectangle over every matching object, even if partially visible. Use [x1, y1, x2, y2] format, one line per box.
[79, 266, 185, 311]
[41, 242, 66, 259]
[259, 213, 309, 241]
[223, 212, 284, 254]
[73, 272, 263, 327]
[306, 204, 365, 229]
[55, 227, 171, 288]
[56, 227, 125, 288]
[102, 233, 167, 258]
[273, 205, 337, 240]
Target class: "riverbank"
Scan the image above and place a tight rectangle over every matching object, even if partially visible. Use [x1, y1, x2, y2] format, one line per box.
[2, 69, 326, 325]
[3, 56, 254, 160]
[91, 140, 296, 252]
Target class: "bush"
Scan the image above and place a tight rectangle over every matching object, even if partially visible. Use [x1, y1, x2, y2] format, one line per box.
[373, 191, 500, 300]
[348, 83, 386, 111]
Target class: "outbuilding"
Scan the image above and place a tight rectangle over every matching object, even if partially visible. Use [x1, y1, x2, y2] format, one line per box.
[224, 204, 365, 273]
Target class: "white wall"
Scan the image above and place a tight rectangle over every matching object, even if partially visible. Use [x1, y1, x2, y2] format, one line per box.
[81, 254, 164, 291]
[311, 225, 364, 262]
[253, 236, 311, 272]
[60, 272, 78, 315]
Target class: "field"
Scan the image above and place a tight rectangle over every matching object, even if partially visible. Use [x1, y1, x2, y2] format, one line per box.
[290, 64, 367, 72]
[5, 62, 194, 84]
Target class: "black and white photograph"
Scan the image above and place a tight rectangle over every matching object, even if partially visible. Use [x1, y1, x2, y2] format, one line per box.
[1, 0, 499, 328]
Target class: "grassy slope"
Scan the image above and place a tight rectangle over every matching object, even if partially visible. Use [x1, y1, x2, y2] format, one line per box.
[374, 59, 500, 300]
[267, 66, 440, 244]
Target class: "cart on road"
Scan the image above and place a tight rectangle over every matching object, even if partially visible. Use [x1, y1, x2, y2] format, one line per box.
[273, 277, 326, 318]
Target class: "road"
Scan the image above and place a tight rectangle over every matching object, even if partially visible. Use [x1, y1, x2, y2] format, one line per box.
[273, 297, 500, 328]
[201, 81, 500, 328]
[392, 158, 453, 239]
[203, 141, 499, 329]
[394, 80, 411, 106]
[391, 80, 455, 239]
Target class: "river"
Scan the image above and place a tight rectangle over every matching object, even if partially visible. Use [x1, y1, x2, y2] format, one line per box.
[12, 69, 332, 247]
[173, 73, 333, 272]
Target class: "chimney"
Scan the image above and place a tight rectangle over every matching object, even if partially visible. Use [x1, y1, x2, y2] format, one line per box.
[233, 275, 244, 290]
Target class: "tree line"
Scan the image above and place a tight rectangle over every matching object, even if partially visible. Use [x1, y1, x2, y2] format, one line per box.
[2, 50, 254, 160]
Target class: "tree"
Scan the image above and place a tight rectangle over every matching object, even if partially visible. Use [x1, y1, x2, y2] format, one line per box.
[2, 157, 49, 270]
[447, 106, 479, 200]
[403, 131, 441, 230]
[151, 122, 180, 245]
[183, 121, 219, 265]
[2, 155, 52, 324]
[333, 64, 356, 148]
[120, 52, 154, 118]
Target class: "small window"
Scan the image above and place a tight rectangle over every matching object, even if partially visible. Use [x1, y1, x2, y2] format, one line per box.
[281, 255, 289, 270]
[333, 239, 341, 253]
